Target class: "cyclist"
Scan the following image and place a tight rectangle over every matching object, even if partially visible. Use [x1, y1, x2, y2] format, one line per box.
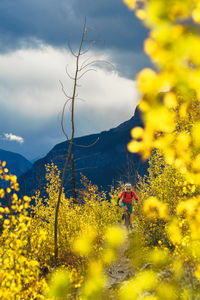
[117, 183, 138, 228]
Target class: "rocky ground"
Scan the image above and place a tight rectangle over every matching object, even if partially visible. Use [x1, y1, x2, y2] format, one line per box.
[104, 226, 135, 299]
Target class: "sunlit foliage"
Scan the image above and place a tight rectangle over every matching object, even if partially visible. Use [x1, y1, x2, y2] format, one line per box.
[2, 0, 200, 298]
[30, 163, 121, 269]
[125, 0, 200, 298]
[0, 161, 48, 299]
[0, 162, 123, 299]
[135, 150, 200, 247]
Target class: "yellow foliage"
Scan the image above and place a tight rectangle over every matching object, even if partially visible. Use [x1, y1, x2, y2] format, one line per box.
[123, 0, 136, 10]
[48, 269, 70, 299]
[0, 163, 48, 299]
[104, 225, 125, 248]
[143, 196, 169, 219]
[124, 0, 200, 297]
[0, 162, 124, 299]
[119, 270, 158, 300]
[3, 0, 200, 297]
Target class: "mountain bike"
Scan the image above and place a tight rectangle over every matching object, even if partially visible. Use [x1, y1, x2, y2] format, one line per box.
[123, 203, 132, 232]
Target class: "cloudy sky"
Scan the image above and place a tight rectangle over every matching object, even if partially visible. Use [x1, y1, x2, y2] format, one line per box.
[0, 0, 151, 161]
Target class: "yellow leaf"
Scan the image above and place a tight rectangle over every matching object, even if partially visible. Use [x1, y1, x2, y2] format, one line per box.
[164, 92, 178, 108]
[193, 8, 200, 23]
[123, 0, 136, 10]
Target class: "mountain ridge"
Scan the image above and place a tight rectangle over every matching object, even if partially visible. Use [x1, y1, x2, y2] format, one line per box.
[19, 106, 148, 196]
[0, 148, 32, 177]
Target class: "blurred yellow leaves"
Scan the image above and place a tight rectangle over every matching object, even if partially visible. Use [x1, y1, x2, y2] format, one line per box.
[193, 1, 200, 23]
[131, 126, 144, 139]
[123, 0, 136, 10]
[143, 196, 169, 219]
[164, 92, 178, 109]
[137, 68, 158, 95]
[81, 261, 106, 300]
[73, 227, 97, 256]
[48, 269, 70, 299]
[167, 218, 182, 245]
[195, 264, 200, 281]
[119, 270, 158, 300]
[192, 122, 200, 147]
[148, 247, 169, 268]
[123, 0, 200, 297]
[104, 225, 125, 248]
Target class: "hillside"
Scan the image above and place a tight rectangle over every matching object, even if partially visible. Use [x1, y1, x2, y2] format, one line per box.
[0, 149, 32, 177]
[19, 106, 148, 196]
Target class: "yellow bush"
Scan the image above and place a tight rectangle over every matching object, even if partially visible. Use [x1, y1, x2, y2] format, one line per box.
[0, 161, 124, 299]
[0, 161, 48, 299]
[3, 0, 200, 298]
[125, 0, 200, 297]
[29, 164, 121, 272]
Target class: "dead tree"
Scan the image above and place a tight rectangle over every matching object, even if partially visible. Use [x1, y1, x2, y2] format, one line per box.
[71, 154, 77, 203]
[54, 18, 113, 264]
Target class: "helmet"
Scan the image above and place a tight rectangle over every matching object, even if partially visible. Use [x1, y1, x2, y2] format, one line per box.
[124, 183, 132, 191]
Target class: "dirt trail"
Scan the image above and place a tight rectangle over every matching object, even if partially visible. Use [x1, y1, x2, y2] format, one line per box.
[105, 226, 135, 290]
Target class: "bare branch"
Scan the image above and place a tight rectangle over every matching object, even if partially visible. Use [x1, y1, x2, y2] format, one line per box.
[79, 40, 96, 56]
[80, 59, 115, 72]
[60, 80, 72, 141]
[72, 137, 100, 148]
[77, 68, 97, 80]
[61, 99, 70, 141]
[92, 60, 116, 70]
[79, 56, 93, 71]
[59, 80, 72, 100]
[67, 41, 77, 58]
[65, 65, 75, 81]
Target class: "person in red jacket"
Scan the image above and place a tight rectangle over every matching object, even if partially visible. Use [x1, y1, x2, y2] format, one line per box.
[117, 183, 138, 227]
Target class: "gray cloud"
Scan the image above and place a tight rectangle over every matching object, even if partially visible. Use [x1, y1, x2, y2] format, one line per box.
[0, 0, 147, 46]
[0, 46, 140, 159]
[0, 0, 150, 160]
[0, 0, 150, 77]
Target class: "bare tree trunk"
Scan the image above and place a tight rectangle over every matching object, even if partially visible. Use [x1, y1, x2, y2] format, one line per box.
[54, 20, 86, 264]
[71, 153, 77, 203]
[54, 18, 111, 264]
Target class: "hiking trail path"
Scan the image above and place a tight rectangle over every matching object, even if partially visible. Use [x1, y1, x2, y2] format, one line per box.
[105, 225, 135, 299]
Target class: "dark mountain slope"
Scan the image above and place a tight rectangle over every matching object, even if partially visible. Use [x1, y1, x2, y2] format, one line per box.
[19, 106, 148, 196]
[0, 149, 32, 177]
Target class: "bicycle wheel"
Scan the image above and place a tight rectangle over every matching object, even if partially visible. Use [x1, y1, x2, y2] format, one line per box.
[124, 211, 130, 230]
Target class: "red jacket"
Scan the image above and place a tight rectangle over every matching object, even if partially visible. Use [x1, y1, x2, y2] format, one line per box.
[119, 190, 138, 204]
